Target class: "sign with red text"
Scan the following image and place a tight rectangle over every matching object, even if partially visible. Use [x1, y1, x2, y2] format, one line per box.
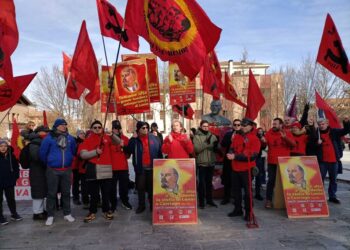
[168, 62, 195, 105]
[153, 159, 197, 225]
[15, 169, 31, 200]
[278, 156, 329, 218]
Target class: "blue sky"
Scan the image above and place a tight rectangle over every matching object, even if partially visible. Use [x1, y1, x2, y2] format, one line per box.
[10, 0, 350, 95]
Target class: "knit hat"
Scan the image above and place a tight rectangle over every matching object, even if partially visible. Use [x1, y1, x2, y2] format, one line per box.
[241, 118, 256, 127]
[53, 118, 67, 128]
[90, 120, 103, 129]
[34, 125, 50, 133]
[0, 139, 8, 146]
[136, 121, 146, 132]
[112, 120, 122, 129]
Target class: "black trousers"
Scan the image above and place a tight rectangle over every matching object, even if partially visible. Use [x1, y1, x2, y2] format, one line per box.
[222, 160, 232, 200]
[231, 170, 251, 214]
[136, 169, 153, 208]
[197, 165, 214, 205]
[80, 173, 89, 204]
[266, 164, 277, 201]
[72, 169, 80, 200]
[110, 170, 129, 211]
[87, 179, 113, 213]
[0, 187, 17, 217]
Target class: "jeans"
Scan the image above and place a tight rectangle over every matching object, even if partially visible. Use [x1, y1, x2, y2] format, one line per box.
[319, 161, 338, 199]
[110, 170, 130, 211]
[0, 187, 17, 217]
[197, 165, 214, 205]
[87, 178, 113, 214]
[136, 169, 153, 208]
[266, 164, 277, 201]
[46, 168, 72, 217]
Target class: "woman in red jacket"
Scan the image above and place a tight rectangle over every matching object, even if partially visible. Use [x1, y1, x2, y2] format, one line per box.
[162, 120, 193, 158]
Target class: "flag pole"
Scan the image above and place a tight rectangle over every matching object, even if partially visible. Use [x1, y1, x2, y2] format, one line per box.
[0, 107, 13, 126]
[307, 61, 318, 102]
[59, 71, 71, 117]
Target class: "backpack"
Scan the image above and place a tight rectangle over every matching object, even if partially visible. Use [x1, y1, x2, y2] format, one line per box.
[19, 141, 40, 169]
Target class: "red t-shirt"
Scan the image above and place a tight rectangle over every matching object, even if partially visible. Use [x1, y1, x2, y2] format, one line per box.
[110, 134, 129, 171]
[78, 133, 112, 165]
[291, 134, 307, 155]
[140, 134, 151, 167]
[265, 129, 295, 164]
[320, 131, 337, 163]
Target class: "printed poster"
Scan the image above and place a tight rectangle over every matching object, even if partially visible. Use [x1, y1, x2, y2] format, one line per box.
[15, 169, 31, 200]
[100, 65, 117, 113]
[278, 156, 329, 218]
[153, 159, 197, 225]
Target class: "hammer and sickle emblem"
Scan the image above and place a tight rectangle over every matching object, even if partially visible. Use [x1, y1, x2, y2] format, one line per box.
[103, 2, 129, 42]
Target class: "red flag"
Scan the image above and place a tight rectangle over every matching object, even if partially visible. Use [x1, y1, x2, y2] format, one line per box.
[200, 51, 224, 99]
[125, 0, 221, 79]
[286, 94, 297, 118]
[43, 110, 48, 127]
[0, 0, 18, 82]
[96, 0, 139, 52]
[315, 90, 341, 128]
[245, 69, 265, 120]
[10, 118, 21, 159]
[172, 103, 194, 120]
[224, 72, 247, 108]
[62, 52, 71, 81]
[0, 73, 37, 111]
[70, 21, 100, 105]
[317, 13, 350, 84]
[63, 52, 85, 100]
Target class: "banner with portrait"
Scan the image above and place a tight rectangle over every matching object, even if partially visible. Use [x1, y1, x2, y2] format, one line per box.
[168, 62, 196, 105]
[100, 65, 117, 113]
[122, 53, 160, 103]
[278, 156, 329, 218]
[114, 59, 151, 115]
[153, 159, 197, 225]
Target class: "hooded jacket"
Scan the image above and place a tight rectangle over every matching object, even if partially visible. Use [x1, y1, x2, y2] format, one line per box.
[0, 148, 20, 188]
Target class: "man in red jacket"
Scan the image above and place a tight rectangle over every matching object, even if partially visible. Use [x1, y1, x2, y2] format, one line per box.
[110, 120, 132, 211]
[226, 118, 261, 221]
[262, 118, 296, 208]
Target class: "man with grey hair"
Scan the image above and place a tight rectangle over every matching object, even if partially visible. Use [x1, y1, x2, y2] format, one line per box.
[316, 116, 350, 204]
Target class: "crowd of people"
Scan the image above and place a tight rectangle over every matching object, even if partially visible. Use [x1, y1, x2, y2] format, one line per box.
[1, 107, 349, 226]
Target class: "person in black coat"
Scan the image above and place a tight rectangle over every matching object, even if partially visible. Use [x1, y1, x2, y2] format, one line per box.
[28, 126, 50, 220]
[0, 139, 22, 225]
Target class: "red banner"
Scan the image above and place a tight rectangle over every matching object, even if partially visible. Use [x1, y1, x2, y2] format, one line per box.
[168, 62, 195, 105]
[153, 159, 197, 225]
[278, 156, 329, 218]
[15, 169, 31, 200]
[100, 65, 117, 113]
[122, 53, 160, 103]
[114, 59, 150, 115]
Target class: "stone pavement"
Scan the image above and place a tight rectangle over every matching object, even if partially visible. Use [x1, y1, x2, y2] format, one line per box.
[1, 180, 350, 250]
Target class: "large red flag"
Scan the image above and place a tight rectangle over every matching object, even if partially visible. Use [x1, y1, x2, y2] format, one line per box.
[0, 0, 18, 82]
[245, 69, 265, 120]
[43, 110, 48, 127]
[0, 73, 37, 111]
[200, 51, 224, 99]
[172, 103, 194, 120]
[10, 118, 21, 159]
[315, 90, 341, 128]
[62, 52, 71, 81]
[125, 0, 221, 79]
[317, 14, 350, 84]
[224, 72, 247, 108]
[70, 21, 100, 105]
[96, 0, 139, 52]
[63, 52, 85, 100]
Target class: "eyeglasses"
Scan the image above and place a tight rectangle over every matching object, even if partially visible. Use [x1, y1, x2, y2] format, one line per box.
[202, 125, 209, 128]
[141, 126, 148, 130]
[93, 126, 102, 129]
[233, 124, 241, 127]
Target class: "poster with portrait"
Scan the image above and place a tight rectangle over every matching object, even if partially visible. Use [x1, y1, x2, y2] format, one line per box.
[168, 62, 196, 105]
[100, 65, 117, 113]
[122, 53, 160, 103]
[153, 159, 197, 225]
[114, 59, 151, 115]
[278, 156, 329, 218]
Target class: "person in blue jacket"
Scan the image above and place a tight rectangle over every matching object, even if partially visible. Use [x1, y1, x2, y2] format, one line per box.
[39, 118, 76, 226]
[127, 121, 162, 214]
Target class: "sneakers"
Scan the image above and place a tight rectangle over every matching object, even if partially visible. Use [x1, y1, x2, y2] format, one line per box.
[0, 217, 9, 226]
[265, 200, 273, 209]
[11, 214, 23, 221]
[84, 213, 96, 223]
[135, 206, 146, 214]
[228, 209, 243, 217]
[45, 216, 54, 226]
[122, 201, 132, 210]
[64, 214, 75, 222]
[103, 212, 114, 220]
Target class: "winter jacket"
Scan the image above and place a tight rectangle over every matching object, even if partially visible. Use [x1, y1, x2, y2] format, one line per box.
[111, 134, 130, 171]
[39, 131, 76, 169]
[28, 134, 47, 199]
[162, 132, 194, 158]
[0, 149, 20, 189]
[79, 133, 113, 165]
[230, 130, 261, 172]
[265, 129, 296, 165]
[127, 134, 162, 174]
[193, 129, 218, 166]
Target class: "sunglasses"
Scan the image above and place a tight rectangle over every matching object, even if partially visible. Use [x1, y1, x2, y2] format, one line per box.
[141, 126, 148, 130]
[93, 126, 102, 129]
[233, 124, 241, 127]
